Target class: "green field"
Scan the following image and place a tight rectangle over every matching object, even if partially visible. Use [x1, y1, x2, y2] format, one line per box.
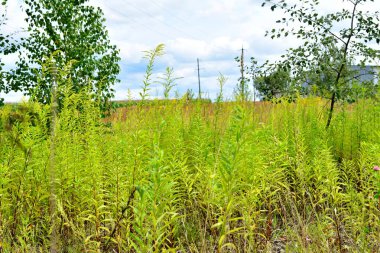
[0, 95, 380, 252]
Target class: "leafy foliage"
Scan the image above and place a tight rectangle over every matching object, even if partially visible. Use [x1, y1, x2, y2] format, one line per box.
[0, 0, 24, 106]
[1, 78, 380, 251]
[5, 0, 120, 107]
[158, 67, 182, 99]
[140, 43, 165, 102]
[262, 0, 380, 127]
[255, 66, 292, 100]
[2, 1, 380, 252]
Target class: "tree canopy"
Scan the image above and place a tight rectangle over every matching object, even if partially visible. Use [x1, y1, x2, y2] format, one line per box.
[262, 0, 380, 127]
[1, 0, 24, 105]
[255, 66, 291, 101]
[3, 0, 120, 107]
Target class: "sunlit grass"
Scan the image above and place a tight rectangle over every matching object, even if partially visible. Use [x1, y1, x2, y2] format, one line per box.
[0, 92, 380, 252]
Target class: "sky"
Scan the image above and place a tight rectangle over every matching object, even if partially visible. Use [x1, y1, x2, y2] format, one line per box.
[1, 0, 380, 102]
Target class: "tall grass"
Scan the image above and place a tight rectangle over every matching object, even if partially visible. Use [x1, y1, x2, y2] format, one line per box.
[0, 61, 380, 252]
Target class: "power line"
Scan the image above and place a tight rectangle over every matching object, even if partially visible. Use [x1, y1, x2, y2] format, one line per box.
[117, 0, 203, 41]
[148, 0, 210, 37]
[149, 0, 190, 24]
[106, 5, 176, 40]
[197, 58, 201, 99]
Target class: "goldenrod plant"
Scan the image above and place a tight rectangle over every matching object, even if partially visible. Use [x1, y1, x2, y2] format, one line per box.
[1, 47, 380, 252]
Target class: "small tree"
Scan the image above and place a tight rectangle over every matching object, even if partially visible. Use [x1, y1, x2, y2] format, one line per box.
[301, 44, 354, 99]
[6, 0, 120, 108]
[255, 66, 292, 101]
[262, 0, 380, 128]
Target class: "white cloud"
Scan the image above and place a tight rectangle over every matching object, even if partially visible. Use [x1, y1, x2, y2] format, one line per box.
[0, 91, 26, 103]
[167, 37, 248, 61]
[115, 41, 150, 63]
[1, 53, 18, 70]
[2, 0, 380, 102]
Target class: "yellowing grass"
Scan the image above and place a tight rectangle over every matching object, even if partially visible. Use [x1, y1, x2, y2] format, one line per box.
[0, 97, 379, 252]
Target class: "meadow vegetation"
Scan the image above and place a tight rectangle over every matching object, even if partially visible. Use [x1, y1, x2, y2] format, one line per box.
[1, 0, 380, 252]
[0, 81, 379, 252]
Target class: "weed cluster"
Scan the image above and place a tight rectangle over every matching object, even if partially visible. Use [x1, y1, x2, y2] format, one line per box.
[0, 92, 380, 252]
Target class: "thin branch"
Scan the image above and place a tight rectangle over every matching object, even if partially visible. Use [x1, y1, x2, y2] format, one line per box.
[266, 0, 347, 45]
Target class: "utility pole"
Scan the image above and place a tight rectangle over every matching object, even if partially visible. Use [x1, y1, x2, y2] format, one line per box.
[197, 58, 201, 100]
[253, 80, 256, 103]
[252, 65, 256, 103]
[240, 46, 245, 101]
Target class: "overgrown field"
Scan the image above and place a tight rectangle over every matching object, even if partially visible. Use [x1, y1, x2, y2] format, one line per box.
[0, 94, 380, 252]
